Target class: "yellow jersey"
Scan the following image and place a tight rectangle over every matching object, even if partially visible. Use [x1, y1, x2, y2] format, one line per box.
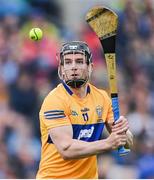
[36, 82, 114, 179]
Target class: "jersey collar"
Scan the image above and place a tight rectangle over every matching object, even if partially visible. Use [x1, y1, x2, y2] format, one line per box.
[62, 81, 90, 96]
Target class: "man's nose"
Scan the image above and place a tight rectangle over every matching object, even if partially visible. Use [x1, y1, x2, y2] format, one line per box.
[71, 61, 77, 69]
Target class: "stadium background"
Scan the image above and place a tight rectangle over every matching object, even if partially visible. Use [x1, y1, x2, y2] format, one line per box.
[0, 0, 154, 178]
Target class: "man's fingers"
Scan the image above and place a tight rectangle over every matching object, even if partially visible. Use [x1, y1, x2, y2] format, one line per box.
[114, 116, 125, 124]
[113, 121, 129, 130]
[113, 117, 129, 128]
[116, 127, 129, 134]
[112, 123, 129, 131]
[112, 123, 129, 133]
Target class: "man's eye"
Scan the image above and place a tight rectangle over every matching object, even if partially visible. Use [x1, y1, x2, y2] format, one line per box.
[77, 61, 83, 64]
[65, 61, 71, 64]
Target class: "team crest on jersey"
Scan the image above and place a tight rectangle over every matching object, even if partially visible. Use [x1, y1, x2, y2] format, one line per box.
[96, 105, 103, 122]
[71, 110, 78, 116]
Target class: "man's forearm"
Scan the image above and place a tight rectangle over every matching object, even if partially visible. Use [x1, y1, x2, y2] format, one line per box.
[61, 138, 110, 160]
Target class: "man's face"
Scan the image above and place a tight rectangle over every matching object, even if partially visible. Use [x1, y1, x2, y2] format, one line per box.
[61, 53, 92, 83]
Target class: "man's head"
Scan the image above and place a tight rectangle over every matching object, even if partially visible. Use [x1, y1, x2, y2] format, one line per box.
[57, 41, 93, 88]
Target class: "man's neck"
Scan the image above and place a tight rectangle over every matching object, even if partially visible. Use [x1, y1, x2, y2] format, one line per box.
[70, 84, 88, 98]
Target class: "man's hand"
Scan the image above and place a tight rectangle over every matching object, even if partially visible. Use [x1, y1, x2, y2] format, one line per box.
[106, 132, 127, 150]
[111, 116, 133, 149]
[112, 116, 129, 134]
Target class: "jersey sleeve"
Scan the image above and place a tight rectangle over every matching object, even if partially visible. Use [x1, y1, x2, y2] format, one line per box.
[40, 92, 71, 130]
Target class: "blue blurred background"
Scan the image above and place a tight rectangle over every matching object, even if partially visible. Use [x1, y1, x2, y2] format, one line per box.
[0, 0, 154, 178]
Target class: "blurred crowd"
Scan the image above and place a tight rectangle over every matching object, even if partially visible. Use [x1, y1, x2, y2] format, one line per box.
[0, 0, 154, 178]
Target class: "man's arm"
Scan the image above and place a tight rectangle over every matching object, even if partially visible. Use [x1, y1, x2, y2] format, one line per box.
[49, 124, 127, 160]
[105, 116, 133, 149]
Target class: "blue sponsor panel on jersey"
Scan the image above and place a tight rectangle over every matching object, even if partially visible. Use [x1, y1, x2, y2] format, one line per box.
[72, 123, 105, 141]
[47, 122, 104, 144]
